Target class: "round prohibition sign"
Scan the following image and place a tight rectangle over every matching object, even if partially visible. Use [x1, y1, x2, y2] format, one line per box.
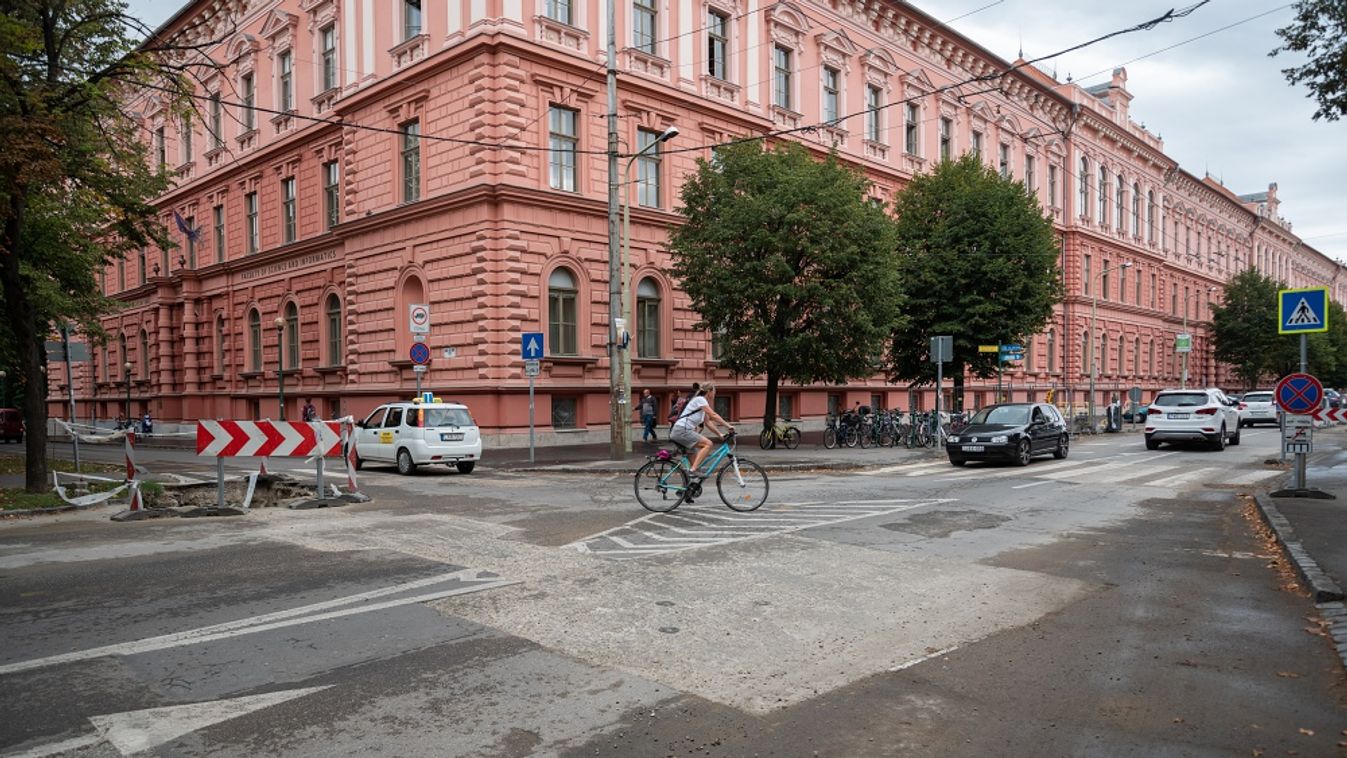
[1275, 372, 1323, 414]
[409, 342, 431, 366]
[410, 305, 429, 328]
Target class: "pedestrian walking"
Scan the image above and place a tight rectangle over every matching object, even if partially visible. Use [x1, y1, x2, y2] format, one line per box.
[639, 389, 658, 442]
[302, 397, 317, 422]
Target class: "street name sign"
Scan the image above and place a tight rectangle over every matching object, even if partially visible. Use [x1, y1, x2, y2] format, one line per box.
[1275, 372, 1323, 415]
[1278, 287, 1328, 334]
[522, 332, 544, 360]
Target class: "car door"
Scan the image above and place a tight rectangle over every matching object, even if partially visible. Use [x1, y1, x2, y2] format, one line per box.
[380, 406, 405, 460]
[357, 407, 388, 461]
[1029, 406, 1052, 452]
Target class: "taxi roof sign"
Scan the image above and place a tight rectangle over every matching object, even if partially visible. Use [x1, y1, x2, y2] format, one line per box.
[1279, 287, 1329, 335]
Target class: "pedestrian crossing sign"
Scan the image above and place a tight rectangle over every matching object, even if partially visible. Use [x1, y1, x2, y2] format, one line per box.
[1278, 287, 1329, 334]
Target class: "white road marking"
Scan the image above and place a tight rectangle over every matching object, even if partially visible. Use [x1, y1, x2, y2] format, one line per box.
[0, 574, 515, 676]
[888, 644, 960, 671]
[1145, 467, 1221, 489]
[1010, 480, 1055, 490]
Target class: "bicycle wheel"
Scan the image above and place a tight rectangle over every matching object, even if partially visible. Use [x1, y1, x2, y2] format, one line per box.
[879, 427, 895, 447]
[897, 423, 912, 447]
[924, 425, 938, 448]
[844, 427, 860, 448]
[859, 425, 872, 448]
[823, 427, 838, 449]
[634, 459, 687, 513]
[718, 457, 769, 512]
[783, 426, 800, 449]
[759, 428, 775, 450]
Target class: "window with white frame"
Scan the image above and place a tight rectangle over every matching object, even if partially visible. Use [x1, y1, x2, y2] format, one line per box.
[403, 0, 422, 40]
[773, 46, 792, 109]
[210, 92, 223, 148]
[865, 86, 881, 142]
[546, 0, 573, 24]
[1083, 253, 1092, 296]
[1147, 190, 1156, 242]
[1098, 166, 1108, 223]
[155, 126, 165, 167]
[1024, 154, 1035, 192]
[284, 301, 299, 369]
[822, 67, 839, 123]
[633, 0, 657, 54]
[281, 177, 296, 243]
[245, 192, 258, 254]
[401, 119, 420, 202]
[323, 160, 340, 230]
[707, 10, 727, 79]
[971, 130, 983, 159]
[904, 103, 919, 155]
[1115, 172, 1125, 230]
[548, 106, 578, 191]
[213, 204, 225, 263]
[242, 73, 255, 130]
[1048, 163, 1058, 207]
[636, 277, 660, 358]
[181, 115, 192, 163]
[1131, 182, 1140, 236]
[278, 51, 293, 112]
[998, 143, 1010, 178]
[637, 128, 663, 207]
[548, 268, 578, 355]
[320, 26, 337, 91]
[939, 117, 952, 160]
[1079, 157, 1090, 218]
[325, 294, 342, 365]
[248, 309, 262, 370]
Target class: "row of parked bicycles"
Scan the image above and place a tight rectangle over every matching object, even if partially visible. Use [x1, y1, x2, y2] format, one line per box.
[757, 410, 971, 450]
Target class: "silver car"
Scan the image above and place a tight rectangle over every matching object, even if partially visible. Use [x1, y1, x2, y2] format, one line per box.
[1144, 388, 1241, 450]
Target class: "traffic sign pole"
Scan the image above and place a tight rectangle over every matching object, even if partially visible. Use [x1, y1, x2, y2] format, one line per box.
[1271, 368, 1336, 500]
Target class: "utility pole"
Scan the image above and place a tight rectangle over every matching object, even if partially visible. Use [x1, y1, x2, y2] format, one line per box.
[605, 0, 627, 460]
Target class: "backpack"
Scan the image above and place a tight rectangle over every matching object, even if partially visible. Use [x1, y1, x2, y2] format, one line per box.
[667, 397, 687, 423]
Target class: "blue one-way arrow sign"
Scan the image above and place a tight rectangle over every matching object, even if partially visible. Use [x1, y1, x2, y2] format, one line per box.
[1279, 287, 1329, 335]
[522, 332, 544, 360]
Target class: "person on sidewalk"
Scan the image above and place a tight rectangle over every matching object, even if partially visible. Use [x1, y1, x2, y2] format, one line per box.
[671, 383, 732, 478]
[639, 389, 658, 442]
[302, 397, 317, 422]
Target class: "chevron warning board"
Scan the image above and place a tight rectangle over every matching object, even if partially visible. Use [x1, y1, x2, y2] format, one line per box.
[196, 420, 343, 458]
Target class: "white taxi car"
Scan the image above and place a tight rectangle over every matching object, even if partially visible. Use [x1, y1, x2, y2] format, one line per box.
[354, 400, 482, 474]
[1144, 388, 1241, 451]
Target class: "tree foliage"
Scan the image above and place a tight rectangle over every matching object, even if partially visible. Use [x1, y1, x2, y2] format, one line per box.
[1211, 270, 1347, 389]
[668, 141, 903, 426]
[884, 154, 1062, 402]
[1272, 0, 1347, 122]
[0, 1, 220, 490]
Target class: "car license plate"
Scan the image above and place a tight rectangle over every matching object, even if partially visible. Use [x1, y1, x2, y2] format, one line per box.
[1167, 413, 1189, 419]
[962, 445, 985, 452]
[441, 432, 464, 441]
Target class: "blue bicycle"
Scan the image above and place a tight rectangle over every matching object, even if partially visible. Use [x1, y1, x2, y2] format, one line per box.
[634, 430, 769, 513]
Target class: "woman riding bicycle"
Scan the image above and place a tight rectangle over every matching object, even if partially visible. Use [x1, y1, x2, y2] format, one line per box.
[670, 383, 733, 478]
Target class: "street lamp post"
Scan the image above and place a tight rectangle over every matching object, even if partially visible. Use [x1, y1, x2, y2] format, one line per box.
[274, 317, 286, 421]
[123, 361, 132, 422]
[620, 125, 680, 453]
[1180, 286, 1218, 388]
[1089, 261, 1132, 423]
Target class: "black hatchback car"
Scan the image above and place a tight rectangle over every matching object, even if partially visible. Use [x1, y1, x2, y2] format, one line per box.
[946, 402, 1069, 466]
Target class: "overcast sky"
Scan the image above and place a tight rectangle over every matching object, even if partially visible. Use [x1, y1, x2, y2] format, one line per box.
[125, 0, 1346, 261]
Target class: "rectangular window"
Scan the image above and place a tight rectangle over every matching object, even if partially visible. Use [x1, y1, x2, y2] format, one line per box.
[971, 130, 983, 159]
[939, 117, 952, 160]
[1102, 260, 1110, 301]
[1083, 254, 1092, 296]
[401, 119, 420, 202]
[1116, 174, 1125, 231]
[1135, 269, 1142, 305]
[822, 67, 839, 123]
[1171, 283, 1178, 315]
[1024, 154, 1035, 192]
[548, 106, 577, 191]
[321, 26, 337, 91]
[773, 46, 792, 109]
[245, 192, 258, 254]
[155, 126, 166, 168]
[637, 296, 659, 358]
[1098, 167, 1108, 223]
[636, 129, 662, 208]
[904, 104, 919, 155]
[998, 143, 1010, 178]
[707, 10, 727, 79]
[1048, 164, 1058, 207]
[242, 73, 255, 130]
[549, 289, 577, 355]
[184, 215, 196, 268]
[213, 204, 225, 263]
[546, 0, 573, 24]
[181, 115, 192, 163]
[281, 177, 296, 243]
[865, 86, 881, 142]
[633, 0, 656, 54]
[118, 257, 125, 290]
[138, 248, 146, 284]
[551, 397, 578, 429]
[210, 93, 222, 149]
[323, 160, 340, 230]
[403, 0, 422, 40]
[1150, 272, 1157, 308]
[278, 51, 293, 112]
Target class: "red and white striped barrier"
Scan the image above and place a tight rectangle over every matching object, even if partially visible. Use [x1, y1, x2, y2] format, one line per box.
[196, 420, 343, 458]
[125, 431, 143, 511]
[1310, 407, 1347, 422]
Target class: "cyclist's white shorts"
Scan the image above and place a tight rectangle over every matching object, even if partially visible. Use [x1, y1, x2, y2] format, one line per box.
[670, 425, 705, 449]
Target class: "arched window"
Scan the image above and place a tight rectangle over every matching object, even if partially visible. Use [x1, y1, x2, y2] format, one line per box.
[1078, 157, 1090, 218]
[215, 314, 225, 373]
[139, 329, 150, 378]
[1047, 329, 1057, 373]
[548, 267, 577, 356]
[636, 277, 660, 358]
[248, 309, 262, 371]
[325, 294, 342, 366]
[284, 301, 299, 369]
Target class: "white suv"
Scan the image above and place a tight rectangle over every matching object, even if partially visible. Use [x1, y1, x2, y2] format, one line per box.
[1144, 388, 1241, 450]
[354, 401, 483, 475]
[1237, 391, 1278, 427]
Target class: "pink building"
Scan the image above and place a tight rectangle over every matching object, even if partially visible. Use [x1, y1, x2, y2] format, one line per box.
[51, 0, 1343, 443]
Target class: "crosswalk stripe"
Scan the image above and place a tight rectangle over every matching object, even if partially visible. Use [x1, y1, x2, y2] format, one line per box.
[1146, 467, 1220, 488]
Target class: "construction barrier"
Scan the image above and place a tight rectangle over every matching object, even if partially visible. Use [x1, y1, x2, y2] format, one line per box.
[196, 419, 358, 511]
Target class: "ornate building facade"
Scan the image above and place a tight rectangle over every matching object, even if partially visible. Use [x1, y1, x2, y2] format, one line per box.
[51, 0, 1343, 442]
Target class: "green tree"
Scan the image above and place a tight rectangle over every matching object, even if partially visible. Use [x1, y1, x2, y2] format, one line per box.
[1211, 269, 1285, 390]
[668, 141, 903, 428]
[0, 1, 218, 491]
[884, 154, 1061, 406]
[1271, 0, 1347, 122]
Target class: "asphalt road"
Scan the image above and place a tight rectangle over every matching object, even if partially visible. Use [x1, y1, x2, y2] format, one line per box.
[2, 427, 1345, 757]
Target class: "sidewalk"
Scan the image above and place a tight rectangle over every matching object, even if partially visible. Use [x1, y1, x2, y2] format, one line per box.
[1254, 429, 1347, 671]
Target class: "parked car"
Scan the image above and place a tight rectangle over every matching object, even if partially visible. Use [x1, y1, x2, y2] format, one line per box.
[1238, 390, 1278, 427]
[0, 408, 22, 443]
[1144, 388, 1241, 450]
[1122, 403, 1149, 423]
[946, 402, 1069, 466]
[353, 400, 482, 475]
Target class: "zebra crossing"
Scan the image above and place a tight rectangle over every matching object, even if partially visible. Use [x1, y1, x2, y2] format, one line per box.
[571, 497, 955, 559]
[859, 456, 1282, 489]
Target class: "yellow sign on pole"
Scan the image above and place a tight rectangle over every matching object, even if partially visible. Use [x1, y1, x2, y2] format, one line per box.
[977, 345, 999, 353]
